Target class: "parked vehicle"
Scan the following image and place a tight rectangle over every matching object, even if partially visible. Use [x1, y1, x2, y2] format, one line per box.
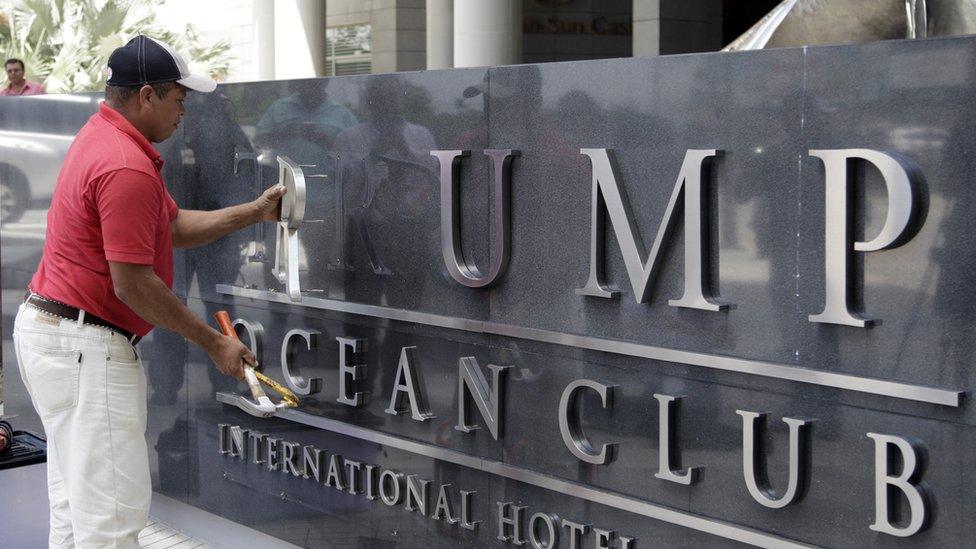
[0, 94, 100, 223]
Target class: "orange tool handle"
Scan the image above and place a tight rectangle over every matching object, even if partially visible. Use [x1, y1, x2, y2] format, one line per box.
[213, 310, 299, 407]
[214, 311, 236, 339]
[214, 310, 258, 368]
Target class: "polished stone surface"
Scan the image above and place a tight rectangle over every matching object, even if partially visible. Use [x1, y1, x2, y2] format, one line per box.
[485, 48, 804, 364]
[180, 70, 493, 320]
[797, 37, 976, 404]
[4, 36, 976, 547]
[183, 299, 976, 548]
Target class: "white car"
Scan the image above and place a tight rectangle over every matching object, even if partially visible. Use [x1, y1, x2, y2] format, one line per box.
[0, 94, 100, 223]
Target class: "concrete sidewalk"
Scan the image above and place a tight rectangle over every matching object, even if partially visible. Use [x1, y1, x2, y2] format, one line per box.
[0, 463, 296, 549]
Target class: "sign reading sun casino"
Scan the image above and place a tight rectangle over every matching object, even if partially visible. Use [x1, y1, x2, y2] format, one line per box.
[215, 145, 959, 548]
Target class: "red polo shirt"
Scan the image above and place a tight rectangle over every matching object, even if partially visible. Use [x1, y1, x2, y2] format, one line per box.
[0, 79, 47, 96]
[30, 103, 179, 337]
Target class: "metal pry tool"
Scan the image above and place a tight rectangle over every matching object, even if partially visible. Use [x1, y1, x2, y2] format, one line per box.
[215, 310, 299, 417]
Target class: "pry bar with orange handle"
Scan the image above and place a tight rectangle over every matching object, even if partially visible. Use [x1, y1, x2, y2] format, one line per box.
[214, 310, 299, 416]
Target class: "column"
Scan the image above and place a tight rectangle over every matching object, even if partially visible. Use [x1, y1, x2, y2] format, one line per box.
[453, 0, 522, 67]
[637, 0, 724, 56]
[426, 0, 453, 69]
[632, 0, 660, 57]
[253, 0, 276, 80]
[274, 0, 327, 79]
[371, 0, 427, 74]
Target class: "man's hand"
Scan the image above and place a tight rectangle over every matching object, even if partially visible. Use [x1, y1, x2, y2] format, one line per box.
[170, 184, 287, 249]
[255, 184, 287, 222]
[205, 334, 255, 381]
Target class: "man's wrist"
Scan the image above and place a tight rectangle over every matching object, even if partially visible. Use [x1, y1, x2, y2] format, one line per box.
[195, 327, 223, 351]
[241, 198, 267, 226]
[249, 199, 264, 224]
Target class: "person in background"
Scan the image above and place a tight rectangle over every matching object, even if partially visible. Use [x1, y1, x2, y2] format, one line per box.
[1, 58, 47, 96]
[254, 78, 356, 155]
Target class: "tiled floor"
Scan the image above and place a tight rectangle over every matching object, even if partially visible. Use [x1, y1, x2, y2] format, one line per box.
[138, 520, 210, 549]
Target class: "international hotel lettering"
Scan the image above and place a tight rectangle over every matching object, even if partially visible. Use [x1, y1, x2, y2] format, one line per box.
[217, 145, 948, 546]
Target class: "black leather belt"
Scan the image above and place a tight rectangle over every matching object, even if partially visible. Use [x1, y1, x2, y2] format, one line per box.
[23, 291, 141, 345]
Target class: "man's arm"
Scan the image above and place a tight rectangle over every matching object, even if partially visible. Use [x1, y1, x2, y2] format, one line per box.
[109, 261, 252, 379]
[171, 184, 285, 249]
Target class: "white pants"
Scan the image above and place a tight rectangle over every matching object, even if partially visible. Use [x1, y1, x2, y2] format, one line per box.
[14, 303, 150, 549]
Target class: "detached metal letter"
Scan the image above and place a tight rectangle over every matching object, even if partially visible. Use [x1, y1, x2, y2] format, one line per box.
[432, 149, 518, 288]
[576, 148, 729, 310]
[808, 149, 922, 327]
[272, 155, 308, 301]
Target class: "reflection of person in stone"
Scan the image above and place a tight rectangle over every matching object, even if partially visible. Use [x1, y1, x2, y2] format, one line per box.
[12, 36, 283, 548]
[335, 76, 437, 220]
[147, 89, 259, 405]
[932, 122, 976, 387]
[333, 75, 437, 303]
[456, 66, 575, 162]
[254, 79, 357, 159]
[253, 79, 359, 286]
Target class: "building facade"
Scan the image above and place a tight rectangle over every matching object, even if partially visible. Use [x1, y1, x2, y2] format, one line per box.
[162, 0, 779, 81]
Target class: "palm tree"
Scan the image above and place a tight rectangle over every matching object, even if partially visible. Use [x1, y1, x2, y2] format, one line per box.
[0, 0, 232, 93]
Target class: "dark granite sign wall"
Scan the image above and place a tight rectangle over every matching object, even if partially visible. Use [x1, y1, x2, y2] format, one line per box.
[3, 36, 976, 548]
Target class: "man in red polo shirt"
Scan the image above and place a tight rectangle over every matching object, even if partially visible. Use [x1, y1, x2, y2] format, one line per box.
[1, 58, 47, 96]
[13, 36, 285, 548]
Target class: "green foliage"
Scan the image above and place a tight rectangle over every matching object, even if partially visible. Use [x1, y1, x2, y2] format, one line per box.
[0, 0, 233, 93]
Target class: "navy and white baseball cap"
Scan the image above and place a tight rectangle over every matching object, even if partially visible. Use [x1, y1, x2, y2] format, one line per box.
[107, 35, 216, 93]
